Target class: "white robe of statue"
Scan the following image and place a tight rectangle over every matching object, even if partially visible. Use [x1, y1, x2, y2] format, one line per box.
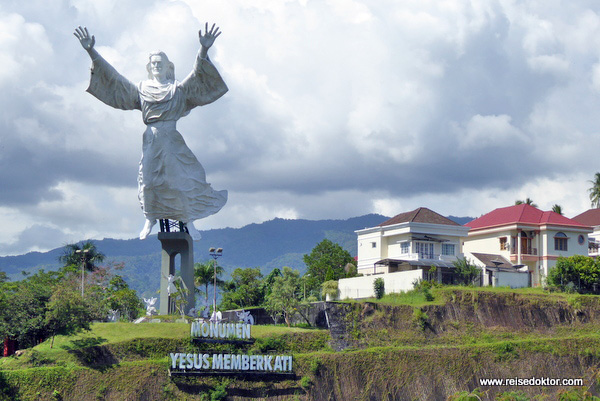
[75, 25, 227, 240]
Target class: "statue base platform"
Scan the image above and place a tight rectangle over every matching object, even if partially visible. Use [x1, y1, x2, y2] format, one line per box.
[158, 231, 195, 315]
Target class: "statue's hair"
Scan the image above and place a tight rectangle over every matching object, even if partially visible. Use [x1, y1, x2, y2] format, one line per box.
[146, 51, 175, 80]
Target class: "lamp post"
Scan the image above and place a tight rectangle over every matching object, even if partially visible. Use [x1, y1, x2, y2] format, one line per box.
[208, 247, 223, 314]
[75, 249, 89, 297]
[303, 273, 310, 301]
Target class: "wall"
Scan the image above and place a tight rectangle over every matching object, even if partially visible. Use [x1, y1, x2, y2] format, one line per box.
[338, 269, 424, 299]
[464, 230, 512, 260]
[495, 270, 529, 288]
[356, 230, 383, 272]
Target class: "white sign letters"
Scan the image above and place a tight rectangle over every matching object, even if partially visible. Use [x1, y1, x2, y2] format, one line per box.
[170, 353, 293, 373]
[190, 322, 251, 340]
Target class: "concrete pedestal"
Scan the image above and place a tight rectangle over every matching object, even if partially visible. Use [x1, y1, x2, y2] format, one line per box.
[158, 232, 195, 315]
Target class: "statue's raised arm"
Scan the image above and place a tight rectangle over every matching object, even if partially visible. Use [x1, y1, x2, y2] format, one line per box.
[181, 23, 228, 110]
[74, 26, 140, 111]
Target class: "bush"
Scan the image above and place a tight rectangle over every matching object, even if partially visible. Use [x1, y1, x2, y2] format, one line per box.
[547, 255, 600, 294]
[321, 280, 339, 300]
[300, 375, 313, 389]
[210, 381, 229, 401]
[412, 308, 429, 330]
[374, 278, 385, 299]
[413, 279, 436, 302]
[453, 257, 480, 285]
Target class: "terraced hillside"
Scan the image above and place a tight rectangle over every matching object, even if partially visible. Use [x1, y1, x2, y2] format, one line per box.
[1, 287, 600, 400]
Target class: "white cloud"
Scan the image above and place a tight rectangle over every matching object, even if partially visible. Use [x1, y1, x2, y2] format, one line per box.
[2, 0, 600, 256]
[527, 54, 569, 74]
[455, 114, 526, 150]
[0, 13, 52, 84]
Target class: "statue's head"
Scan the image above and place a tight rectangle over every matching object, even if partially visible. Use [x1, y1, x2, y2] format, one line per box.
[146, 51, 175, 81]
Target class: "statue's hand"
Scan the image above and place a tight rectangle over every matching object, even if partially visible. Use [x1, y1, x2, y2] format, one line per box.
[74, 26, 95, 50]
[199, 22, 221, 50]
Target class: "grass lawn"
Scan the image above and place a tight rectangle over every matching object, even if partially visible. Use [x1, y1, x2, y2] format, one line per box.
[345, 285, 600, 307]
[0, 320, 326, 371]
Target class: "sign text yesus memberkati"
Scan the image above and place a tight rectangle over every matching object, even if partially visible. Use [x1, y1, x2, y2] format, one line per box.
[169, 322, 293, 374]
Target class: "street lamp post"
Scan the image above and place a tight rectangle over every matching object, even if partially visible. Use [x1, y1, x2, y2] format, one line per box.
[303, 273, 311, 301]
[208, 247, 223, 315]
[75, 249, 89, 297]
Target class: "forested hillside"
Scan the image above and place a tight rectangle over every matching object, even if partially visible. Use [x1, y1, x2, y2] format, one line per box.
[0, 214, 475, 298]
[0, 215, 388, 297]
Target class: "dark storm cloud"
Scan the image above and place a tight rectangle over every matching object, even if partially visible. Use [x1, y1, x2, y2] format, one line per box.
[3, 0, 600, 255]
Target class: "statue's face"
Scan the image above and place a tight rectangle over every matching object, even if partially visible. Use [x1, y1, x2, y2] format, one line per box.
[150, 55, 167, 80]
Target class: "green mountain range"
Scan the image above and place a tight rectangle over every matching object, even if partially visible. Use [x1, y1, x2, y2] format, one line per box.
[0, 214, 472, 298]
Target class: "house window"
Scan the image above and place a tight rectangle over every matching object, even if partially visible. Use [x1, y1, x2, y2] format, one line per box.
[371, 242, 377, 248]
[415, 242, 434, 259]
[441, 243, 455, 256]
[554, 232, 568, 251]
[400, 242, 409, 254]
[499, 237, 508, 251]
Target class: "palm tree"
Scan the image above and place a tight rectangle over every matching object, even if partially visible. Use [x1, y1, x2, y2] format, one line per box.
[515, 198, 537, 208]
[589, 172, 600, 208]
[552, 204, 563, 215]
[58, 241, 105, 271]
[193, 260, 224, 305]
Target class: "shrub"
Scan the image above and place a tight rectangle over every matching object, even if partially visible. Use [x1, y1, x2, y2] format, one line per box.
[321, 280, 339, 300]
[210, 383, 227, 401]
[300, 375, 313, 389]
[412, 308, 429, 330]
[309, 358, 322, 375]
[374, 278, 385, 299]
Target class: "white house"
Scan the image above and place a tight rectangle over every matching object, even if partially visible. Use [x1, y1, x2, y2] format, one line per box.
[463, 204, 592, 287]
[339, 208, 470, 299]
[572, 209, 600, 258]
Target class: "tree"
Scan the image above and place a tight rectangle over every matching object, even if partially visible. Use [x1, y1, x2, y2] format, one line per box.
[45, 284, 94, 348]
[547, 255, 600, 293]
[193, 260, 224, 305]
[220, 267, 264, 310]
[452, 257, 480, 285]
[515, 198, 537, 207]
[321, 280, 339, 301]
[59, 241, 106, 271]
[303, 239, 356, 295]
[104, 275, 143, 320]
[552, 204, 563, 215]
[1, 270, 59, 349]
[264, 266, 302, 326]
[589, 172, 600, 208]
[262, 268, 282, 300]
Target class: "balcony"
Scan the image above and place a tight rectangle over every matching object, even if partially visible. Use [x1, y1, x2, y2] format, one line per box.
[399, 252, 457, 262]
[507, 246, 538, 256]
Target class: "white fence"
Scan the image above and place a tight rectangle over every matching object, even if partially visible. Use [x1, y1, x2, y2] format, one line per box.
[338, 269, 425, 300]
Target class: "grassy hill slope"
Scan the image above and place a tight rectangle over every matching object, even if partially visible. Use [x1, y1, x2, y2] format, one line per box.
[2, 287, 597, 400]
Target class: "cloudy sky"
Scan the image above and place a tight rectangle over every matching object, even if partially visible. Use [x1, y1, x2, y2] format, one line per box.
[2, 0, 600, 255]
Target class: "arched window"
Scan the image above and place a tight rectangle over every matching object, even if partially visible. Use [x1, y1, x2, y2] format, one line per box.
[554, 232, 568, 251]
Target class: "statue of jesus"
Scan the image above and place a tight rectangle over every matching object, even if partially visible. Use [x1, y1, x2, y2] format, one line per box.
[74, 24, 228, 240]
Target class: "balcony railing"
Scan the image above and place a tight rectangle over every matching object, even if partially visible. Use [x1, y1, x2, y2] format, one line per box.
[508, 246, 537, 256]
[399, 252, 456, 261]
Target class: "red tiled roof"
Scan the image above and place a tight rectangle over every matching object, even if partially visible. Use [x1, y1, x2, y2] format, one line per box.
[572, 209, 600, 227]
[465, 204, 589, 230]
[379, 207, 460, 227]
